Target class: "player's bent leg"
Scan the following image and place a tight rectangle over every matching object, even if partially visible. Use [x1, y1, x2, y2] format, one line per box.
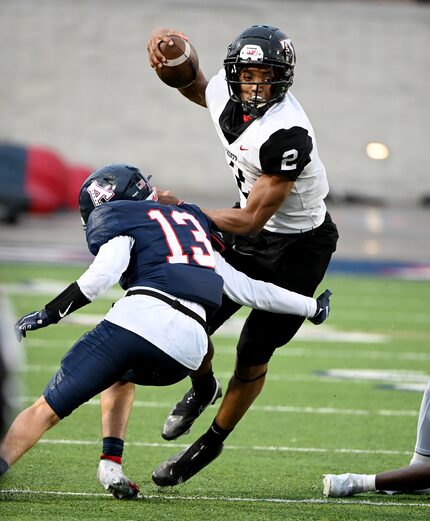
[97, 382, 140, 498]
[153, 362, 268, 487]
[162, 339, 221, 441]
[97, 459, 140, 499]
[162, 375, 222, 440]
[152, 431, 224, 487]
[0, 396, 60, 467]
[101, 381, 136, 440]
[215, 362, 267, 430]
[376, 462, 430, 493]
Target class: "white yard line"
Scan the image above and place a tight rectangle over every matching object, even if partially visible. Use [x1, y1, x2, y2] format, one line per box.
[17, 396, 418, 418]
[27, 341, 430, 363]
[1, 488, 429, 508]
[36, 438, 413, 457]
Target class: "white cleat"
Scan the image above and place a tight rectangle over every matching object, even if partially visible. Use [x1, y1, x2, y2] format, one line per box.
[323, 473, 366, 497]
[97, 459, 140, 499]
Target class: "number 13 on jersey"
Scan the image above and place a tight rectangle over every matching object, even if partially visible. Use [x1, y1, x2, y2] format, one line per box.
[148, 209, 216, 268]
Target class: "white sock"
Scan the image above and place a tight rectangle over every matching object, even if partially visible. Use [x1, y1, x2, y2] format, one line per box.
[348, 473, 376, 493]
[410, 452, 430, 465]
[366, 474, 376, 491]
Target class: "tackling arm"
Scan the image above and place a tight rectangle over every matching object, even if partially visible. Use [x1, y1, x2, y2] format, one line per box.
[214, 252, 316, 318]
[203, 174, 295, 236]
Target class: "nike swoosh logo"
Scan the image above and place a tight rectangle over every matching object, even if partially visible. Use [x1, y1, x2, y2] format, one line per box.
[240, 145, 248, 151]
[59, 301, 73, 318]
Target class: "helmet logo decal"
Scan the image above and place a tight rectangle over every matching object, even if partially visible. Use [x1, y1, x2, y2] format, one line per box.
[280, 38, 296, 65]
[86, 180, 115, 207]
[136, 179, 147, 190]
[239, 44, 264, 61]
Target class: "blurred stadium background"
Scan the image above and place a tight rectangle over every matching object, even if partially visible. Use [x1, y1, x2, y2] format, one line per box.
[0, 0, 429, 269]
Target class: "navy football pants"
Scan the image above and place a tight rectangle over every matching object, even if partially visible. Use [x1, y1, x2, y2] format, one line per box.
[43, 320, 190, 418]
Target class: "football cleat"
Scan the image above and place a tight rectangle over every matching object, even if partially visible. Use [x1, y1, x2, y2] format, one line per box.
[152, 435, 223, 487]
[97, 459, 140, 499]
[309, 289, 332, 325]
[323, 473, 367, 497]
[162, 378, 222, 440]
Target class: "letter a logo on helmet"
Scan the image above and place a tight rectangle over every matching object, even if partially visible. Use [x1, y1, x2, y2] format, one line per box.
[86, 180, 115, 207]
[280, 38, 296, 66]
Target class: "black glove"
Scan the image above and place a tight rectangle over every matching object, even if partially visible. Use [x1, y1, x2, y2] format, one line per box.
[15, 309, 52, 342]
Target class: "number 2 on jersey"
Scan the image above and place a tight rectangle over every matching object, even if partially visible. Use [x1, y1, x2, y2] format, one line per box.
[148, 209, 216, 267]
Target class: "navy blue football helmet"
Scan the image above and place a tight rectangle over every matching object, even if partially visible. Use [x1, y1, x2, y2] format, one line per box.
[78, 163, 156, 228]
[224, 25, 296, 117]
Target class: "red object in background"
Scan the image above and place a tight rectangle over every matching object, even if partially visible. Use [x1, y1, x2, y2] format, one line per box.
[66, 165, 93, 209]
[0, 142, 93, 222]
[26, 146, 92, 213]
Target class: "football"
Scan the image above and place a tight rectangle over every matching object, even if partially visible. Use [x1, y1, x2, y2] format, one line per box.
[156, 35, 199, 89]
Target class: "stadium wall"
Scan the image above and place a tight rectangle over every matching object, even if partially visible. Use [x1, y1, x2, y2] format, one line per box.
[1, 0, 429, 205]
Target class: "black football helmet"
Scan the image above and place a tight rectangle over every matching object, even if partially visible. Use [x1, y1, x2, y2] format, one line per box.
[224, 25, 296, 117]
[78, 163, 156, 228]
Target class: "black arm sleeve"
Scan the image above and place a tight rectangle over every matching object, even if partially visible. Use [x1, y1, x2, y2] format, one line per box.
[44, 281, 91, 324]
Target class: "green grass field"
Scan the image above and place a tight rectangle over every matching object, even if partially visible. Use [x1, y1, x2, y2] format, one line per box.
[1, 263, 430, 520]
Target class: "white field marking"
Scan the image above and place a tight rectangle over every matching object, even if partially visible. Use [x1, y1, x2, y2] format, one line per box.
[1, 488, 430, 507]
[22, 340, 430, 364]
[37, 438, 412, 456]
[318, 369, 430, 383]
[388, 383, 428, 392]
[53, 315, 390, 343]
[18, 367, 427, 388]
[18, 396, 418, 418]
[4, 280, 124, 299]
[278, 348, 430, 362]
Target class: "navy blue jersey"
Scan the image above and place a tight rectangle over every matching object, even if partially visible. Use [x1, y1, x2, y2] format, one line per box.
[85, 200, 223, 312]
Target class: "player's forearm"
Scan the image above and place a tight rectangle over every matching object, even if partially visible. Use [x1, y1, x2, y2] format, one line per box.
[202, 207, 267, 236]
[215, 252, 316, 317]
[178, 69, 208, 107]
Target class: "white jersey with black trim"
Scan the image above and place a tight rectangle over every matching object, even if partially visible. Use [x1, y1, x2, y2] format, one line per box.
[206, 69, 329, 234]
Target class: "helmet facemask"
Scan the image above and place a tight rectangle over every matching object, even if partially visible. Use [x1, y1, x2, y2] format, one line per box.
[225, 63, 293, 118]
[224, 25, 296, 118]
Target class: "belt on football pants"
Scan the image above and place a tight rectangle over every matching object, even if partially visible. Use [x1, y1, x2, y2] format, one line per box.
[125, 289, 207, 331]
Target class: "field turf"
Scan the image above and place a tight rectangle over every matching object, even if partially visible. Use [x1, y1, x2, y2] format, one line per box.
[0, 263, 429, 520]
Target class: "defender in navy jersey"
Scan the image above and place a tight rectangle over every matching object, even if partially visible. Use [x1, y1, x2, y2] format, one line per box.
[0, 163, 330, 498]
[147, 25, 339, 486]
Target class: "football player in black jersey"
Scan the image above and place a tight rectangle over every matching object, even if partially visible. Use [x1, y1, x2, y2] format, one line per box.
[0, 163, 331, 498]
[147, 25, 339, 486]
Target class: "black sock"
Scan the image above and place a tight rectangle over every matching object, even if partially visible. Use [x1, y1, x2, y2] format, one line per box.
[202, 420, 233, 445]
[0, 456, 9, 477]
[101, 436, 124, 458]
[191, 370, 216, 401]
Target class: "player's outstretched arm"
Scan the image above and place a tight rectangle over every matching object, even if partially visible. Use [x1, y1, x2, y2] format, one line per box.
[214, 251, 332, 323]
[14, 281, 91, 342]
